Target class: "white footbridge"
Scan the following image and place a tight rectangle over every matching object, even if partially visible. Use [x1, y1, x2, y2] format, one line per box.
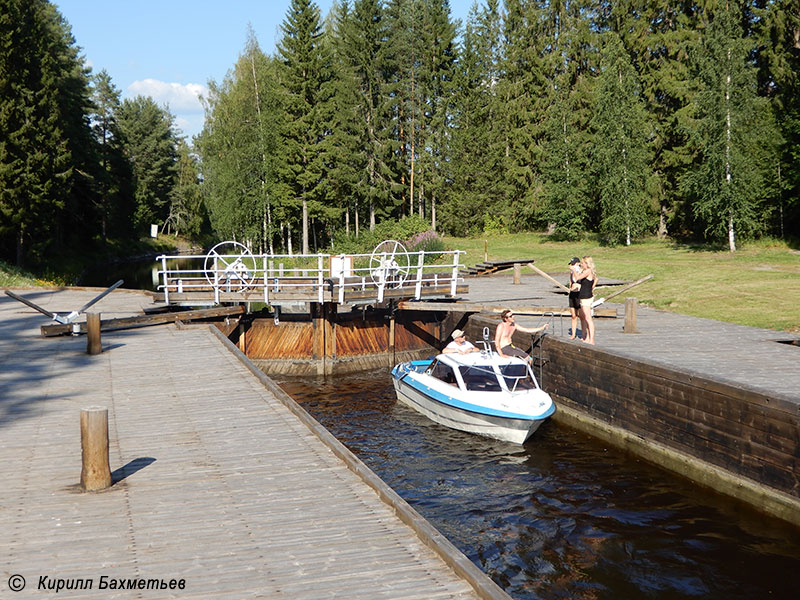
[155, 240, 468, 307]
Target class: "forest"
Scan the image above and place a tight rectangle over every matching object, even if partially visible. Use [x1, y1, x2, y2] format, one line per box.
[1, 0, 798, 270]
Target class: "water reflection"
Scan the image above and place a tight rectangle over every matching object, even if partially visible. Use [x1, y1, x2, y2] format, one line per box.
[277, 369, 800, 600]
[79, 256, 202, 291]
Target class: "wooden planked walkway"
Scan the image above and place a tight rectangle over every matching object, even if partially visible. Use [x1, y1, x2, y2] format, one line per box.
[0, 288, 508, 599]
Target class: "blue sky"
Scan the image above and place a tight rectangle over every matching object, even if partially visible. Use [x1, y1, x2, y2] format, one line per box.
[54, 0, 476, 142]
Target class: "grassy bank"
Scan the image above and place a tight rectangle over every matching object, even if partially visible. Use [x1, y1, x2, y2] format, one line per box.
[446, 234, 800, 333]
[3, 234, 798, 333]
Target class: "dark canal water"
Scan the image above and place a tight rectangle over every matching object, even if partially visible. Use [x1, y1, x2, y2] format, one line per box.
[275, 369, 800, 600]
[78, 257, 202, 291]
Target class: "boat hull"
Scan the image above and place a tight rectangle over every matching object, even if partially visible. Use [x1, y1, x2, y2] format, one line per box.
[392, 376, 547, 444]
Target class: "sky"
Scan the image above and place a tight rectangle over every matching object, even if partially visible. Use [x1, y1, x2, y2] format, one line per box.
[54, 0, 475, 142]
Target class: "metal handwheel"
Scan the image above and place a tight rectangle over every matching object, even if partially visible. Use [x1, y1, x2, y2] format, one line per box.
[369, 240, 410, 288]
[204, 241, 255, 290]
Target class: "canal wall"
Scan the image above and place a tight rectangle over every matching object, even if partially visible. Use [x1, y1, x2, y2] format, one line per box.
[460, 313, 800, 528]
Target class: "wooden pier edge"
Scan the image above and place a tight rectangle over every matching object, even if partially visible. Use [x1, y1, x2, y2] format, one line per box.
[208, 325, 513, 600]
[551, 400, 800, 528]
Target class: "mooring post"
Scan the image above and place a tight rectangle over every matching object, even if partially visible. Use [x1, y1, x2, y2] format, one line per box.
[80, 406, 112, 491]
[86, 312, 102, 354]
[513, 263, 521, 285]
[624, 297, 638, 333]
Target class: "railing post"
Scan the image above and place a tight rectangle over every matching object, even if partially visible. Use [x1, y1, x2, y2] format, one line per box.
[415, 252, 425, 299]
[338, 255, 346, 304]
[213, 256, 220, 305]
[318, 255, 324, 303]
[161, 255, 169, 304]
[263, 256, 269, 304]
[377, 252, 386, 303]
[450, 252, 460, 296]
[513, 262, 521, 284]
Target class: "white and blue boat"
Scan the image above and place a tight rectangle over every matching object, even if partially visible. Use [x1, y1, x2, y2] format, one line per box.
[391, 343, 555, 444]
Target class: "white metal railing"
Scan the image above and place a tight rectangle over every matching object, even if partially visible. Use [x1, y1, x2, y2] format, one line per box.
[155, 249, 465, 305]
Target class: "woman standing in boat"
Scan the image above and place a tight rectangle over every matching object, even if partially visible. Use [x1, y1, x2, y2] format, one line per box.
[495, 309, 548, 363]
[574, 256, 597, 344]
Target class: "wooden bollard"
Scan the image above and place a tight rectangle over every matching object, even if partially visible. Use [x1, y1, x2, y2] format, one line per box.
[86, 312, 101, 354]
[80, 407, 112, 491]
[624, 297, 638, 333]
[513, 263, 521, 284]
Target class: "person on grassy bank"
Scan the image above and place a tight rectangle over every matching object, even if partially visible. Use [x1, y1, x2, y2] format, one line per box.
[495, 309, 548, 363]
[574, 257, 597, 344]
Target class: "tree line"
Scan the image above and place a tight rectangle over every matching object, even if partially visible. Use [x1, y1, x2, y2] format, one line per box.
[1, 0, 797, 270]
[0, 0, 203, 267]
[201, 0, 798, 254]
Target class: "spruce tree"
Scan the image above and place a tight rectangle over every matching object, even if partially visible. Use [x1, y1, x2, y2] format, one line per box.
[324, 0, 368, 237]
[344, 0, 400, 231]
[538, 0, 596, 238]
[116, 96, 179, 233]
[759, 0, 800, 239]
[91, 69, 134, 240]
[276, 0, 331, 253]
[445, 0, 503, 235]
[683, 2, 780, 251]
[0, 0, 90, 265]
[591, 32, 654, 245]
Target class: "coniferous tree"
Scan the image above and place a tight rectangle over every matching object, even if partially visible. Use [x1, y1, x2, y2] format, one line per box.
[91, 69, 134, 240]
[324, 0, 368, 237]
[605, 1, 702, 238]
[759, 0, 800, 239]
[497, 0, 549, 231]
[415, 0, 458, 231]
[277, 0, 331, 253]
[165, 140, 206, 239]
[539, 0, 596, 238]
[683, 2, 781, 251]
[445, 0, 504, 235]
[344, 0, 400, 231]
[592, 32, 654, 245]
[116, 96, 179, 233]
[0, 0, 92, 265]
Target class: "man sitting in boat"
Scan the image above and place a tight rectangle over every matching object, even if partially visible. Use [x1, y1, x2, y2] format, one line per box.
[495, 309, 548, 364]
[443, 329, 480, 355]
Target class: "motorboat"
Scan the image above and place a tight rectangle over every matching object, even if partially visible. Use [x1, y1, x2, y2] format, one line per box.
[391, 332, 555, 444]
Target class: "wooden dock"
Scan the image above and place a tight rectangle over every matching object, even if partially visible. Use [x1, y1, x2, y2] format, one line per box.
[0, 288, 509, 599]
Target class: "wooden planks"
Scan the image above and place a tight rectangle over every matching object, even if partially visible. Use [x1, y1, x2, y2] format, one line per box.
[0, 289, 509, 600]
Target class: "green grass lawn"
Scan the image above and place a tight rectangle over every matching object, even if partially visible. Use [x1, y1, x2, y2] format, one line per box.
[445, 234, 800, 333]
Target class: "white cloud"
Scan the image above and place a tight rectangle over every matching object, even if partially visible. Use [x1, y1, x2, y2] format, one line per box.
[127, 79, 207, 113]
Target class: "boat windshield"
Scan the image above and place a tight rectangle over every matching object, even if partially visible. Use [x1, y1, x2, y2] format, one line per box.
[458, 365, 502, 392]
[498, 364, 538, 392]
[427, 360, 458, 385]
